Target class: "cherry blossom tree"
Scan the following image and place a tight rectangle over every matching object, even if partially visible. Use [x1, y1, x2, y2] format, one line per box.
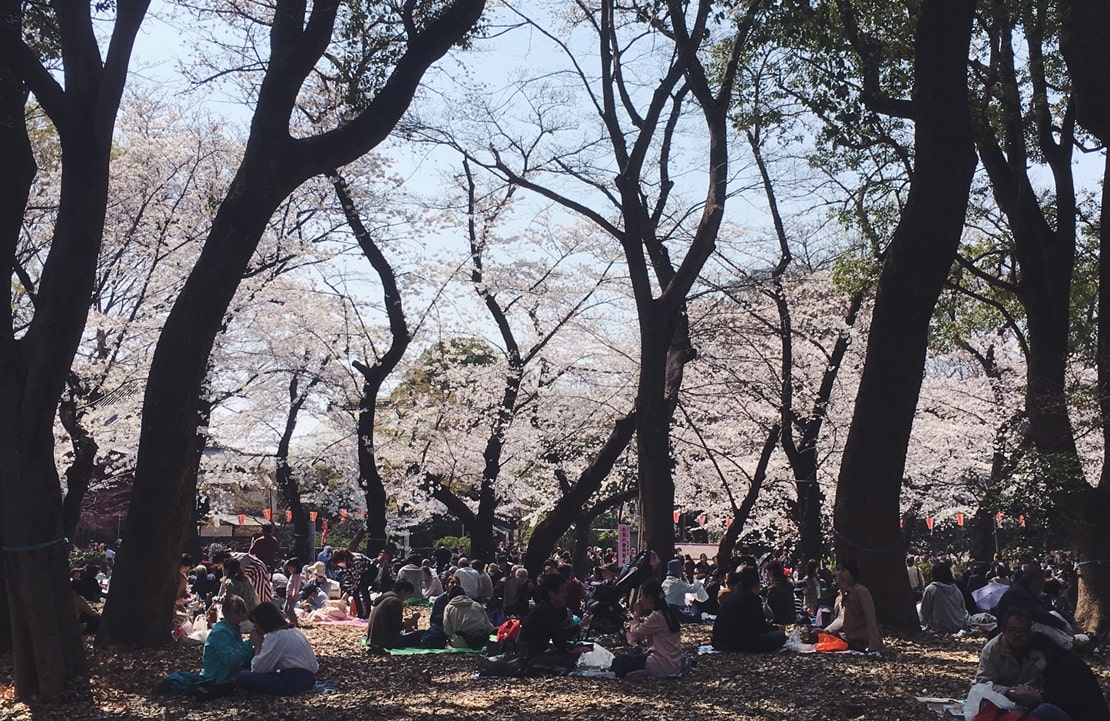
[103, 0, 486, 646]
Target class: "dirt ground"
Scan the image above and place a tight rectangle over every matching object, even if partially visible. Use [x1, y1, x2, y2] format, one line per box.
[1, 623, 1108, 721]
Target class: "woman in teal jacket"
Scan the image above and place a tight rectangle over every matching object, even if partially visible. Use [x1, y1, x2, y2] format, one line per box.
[158, 595, 254, 694]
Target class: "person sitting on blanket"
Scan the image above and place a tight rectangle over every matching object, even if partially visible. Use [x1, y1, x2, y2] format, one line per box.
[237, 601, 319, 695]
[157, 595, 254, 694]
[518, 574, 580, 660]
[366, 579, 422, 652]
[217, 558, 259, 613]
[994, 567, 1074, 638]
[421, 565, 444, 600]
[443, 588, 495, 649]
[423, 580, 465, 648]
[919, 561, 970, 634]
[823, 560, 883, 652]
[661, 558, 706, 623]
[611, 579, 683, 680]
[974, 607, 1072, 721]
[711, 566, 786, 653]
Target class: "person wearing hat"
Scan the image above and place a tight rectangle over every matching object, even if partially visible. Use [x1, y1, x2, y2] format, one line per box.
[299, 562, 332, 611]
[661, 557, 707, 623]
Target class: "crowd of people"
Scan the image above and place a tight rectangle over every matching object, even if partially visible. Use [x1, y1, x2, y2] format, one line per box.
[67, 533, 1108, 716]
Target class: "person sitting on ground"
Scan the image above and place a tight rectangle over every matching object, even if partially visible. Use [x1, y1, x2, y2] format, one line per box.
[661, 558, 706, 623]
[421, 565, 444, 599]
[694, 568, 725, 617]
[1028, 629, 1110, 721]
[763, 561, 796, 627]
[920, 561, 970, 634]
[502, 566, 535, 619]
[907, 556, 926, 602]
[717, 570, 741, 606]
[518, 574, 579, 659]
[1041, 578, 1077, 628]
[73, 562, 103, 603]
[73, 590, 100, 635]
[366, 579, 422, 652]
[995, 567, 1073, 638]
[611, 579, 684, 680]
[443, 588, 495, 649]
[396, 556, 425, 600]
[453, 557, 481, 600]
[217, 557, 259, 613]
[211, 550, 273, 606]
[711, 566, 786, 653]
[192, 564, 219, 600]
[824, 560, 883, 652]
[975, 607, 1071, 721]
[158, 595, 255, 694]
[237, 602, 319, 695]
[422, 578, 464, 648]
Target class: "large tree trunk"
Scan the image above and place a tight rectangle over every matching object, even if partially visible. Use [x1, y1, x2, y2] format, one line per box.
[833, 0, 976, 630]
[0, 1, 149, 696]
[101, 0, 486, 646]
[1060, 0, 1110, 635]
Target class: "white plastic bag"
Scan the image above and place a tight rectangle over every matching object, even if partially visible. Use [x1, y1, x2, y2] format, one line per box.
[964, 681, 1015, 721]
[577, 643, 616, 670]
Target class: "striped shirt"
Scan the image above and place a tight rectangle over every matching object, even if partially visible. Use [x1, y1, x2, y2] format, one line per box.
[234, 552, 273, 605]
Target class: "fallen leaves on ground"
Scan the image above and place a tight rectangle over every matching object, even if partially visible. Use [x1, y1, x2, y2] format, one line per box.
[1, 625, 1107, 721]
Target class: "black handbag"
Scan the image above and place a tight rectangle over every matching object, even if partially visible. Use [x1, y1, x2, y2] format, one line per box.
[477, 652, 526, 678]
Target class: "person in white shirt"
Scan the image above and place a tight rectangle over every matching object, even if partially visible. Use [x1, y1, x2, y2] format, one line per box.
[454, 558, 481, 600]
[238, 602, 319, 695]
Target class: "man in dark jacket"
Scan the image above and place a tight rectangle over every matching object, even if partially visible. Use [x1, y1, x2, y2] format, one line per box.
[366, 580, 421, 651]
[712, 567, 786, 652]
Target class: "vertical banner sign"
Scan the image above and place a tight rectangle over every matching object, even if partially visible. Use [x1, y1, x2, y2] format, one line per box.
[618, 524, 631, 566]
[321, 518, 330, 544]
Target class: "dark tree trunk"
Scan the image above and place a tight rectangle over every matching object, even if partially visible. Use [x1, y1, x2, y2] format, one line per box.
[0, 0, 37, 660]
[101, 0, 486, 646]
[716, 424, 780, 563]
[523, 414, 637, 576]
[977, 3, 1110, 632]
[328, 170, 411, 558]
[0, 0, 149, 697]
[1060, 0, 1110, 635]
[833, 0, 976, 630]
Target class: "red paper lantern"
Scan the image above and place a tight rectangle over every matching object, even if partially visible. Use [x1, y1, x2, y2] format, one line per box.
[726, 518, 733, 529]
[698, 514, 706, 525]
[263, 508, 272, 521]
[956, 512, 965, 527]
[310, 511, 318, 522]
[1019, 514, 1026, 527]
[672, 511, 680, 524]
[238, 514, 245, 526]
[995, 510, 1003, 522]
[286, 510, 293, 522]
[899, 518, 904, 528]
[339, 508, 348, 520]
[926, 517, 934, 531]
